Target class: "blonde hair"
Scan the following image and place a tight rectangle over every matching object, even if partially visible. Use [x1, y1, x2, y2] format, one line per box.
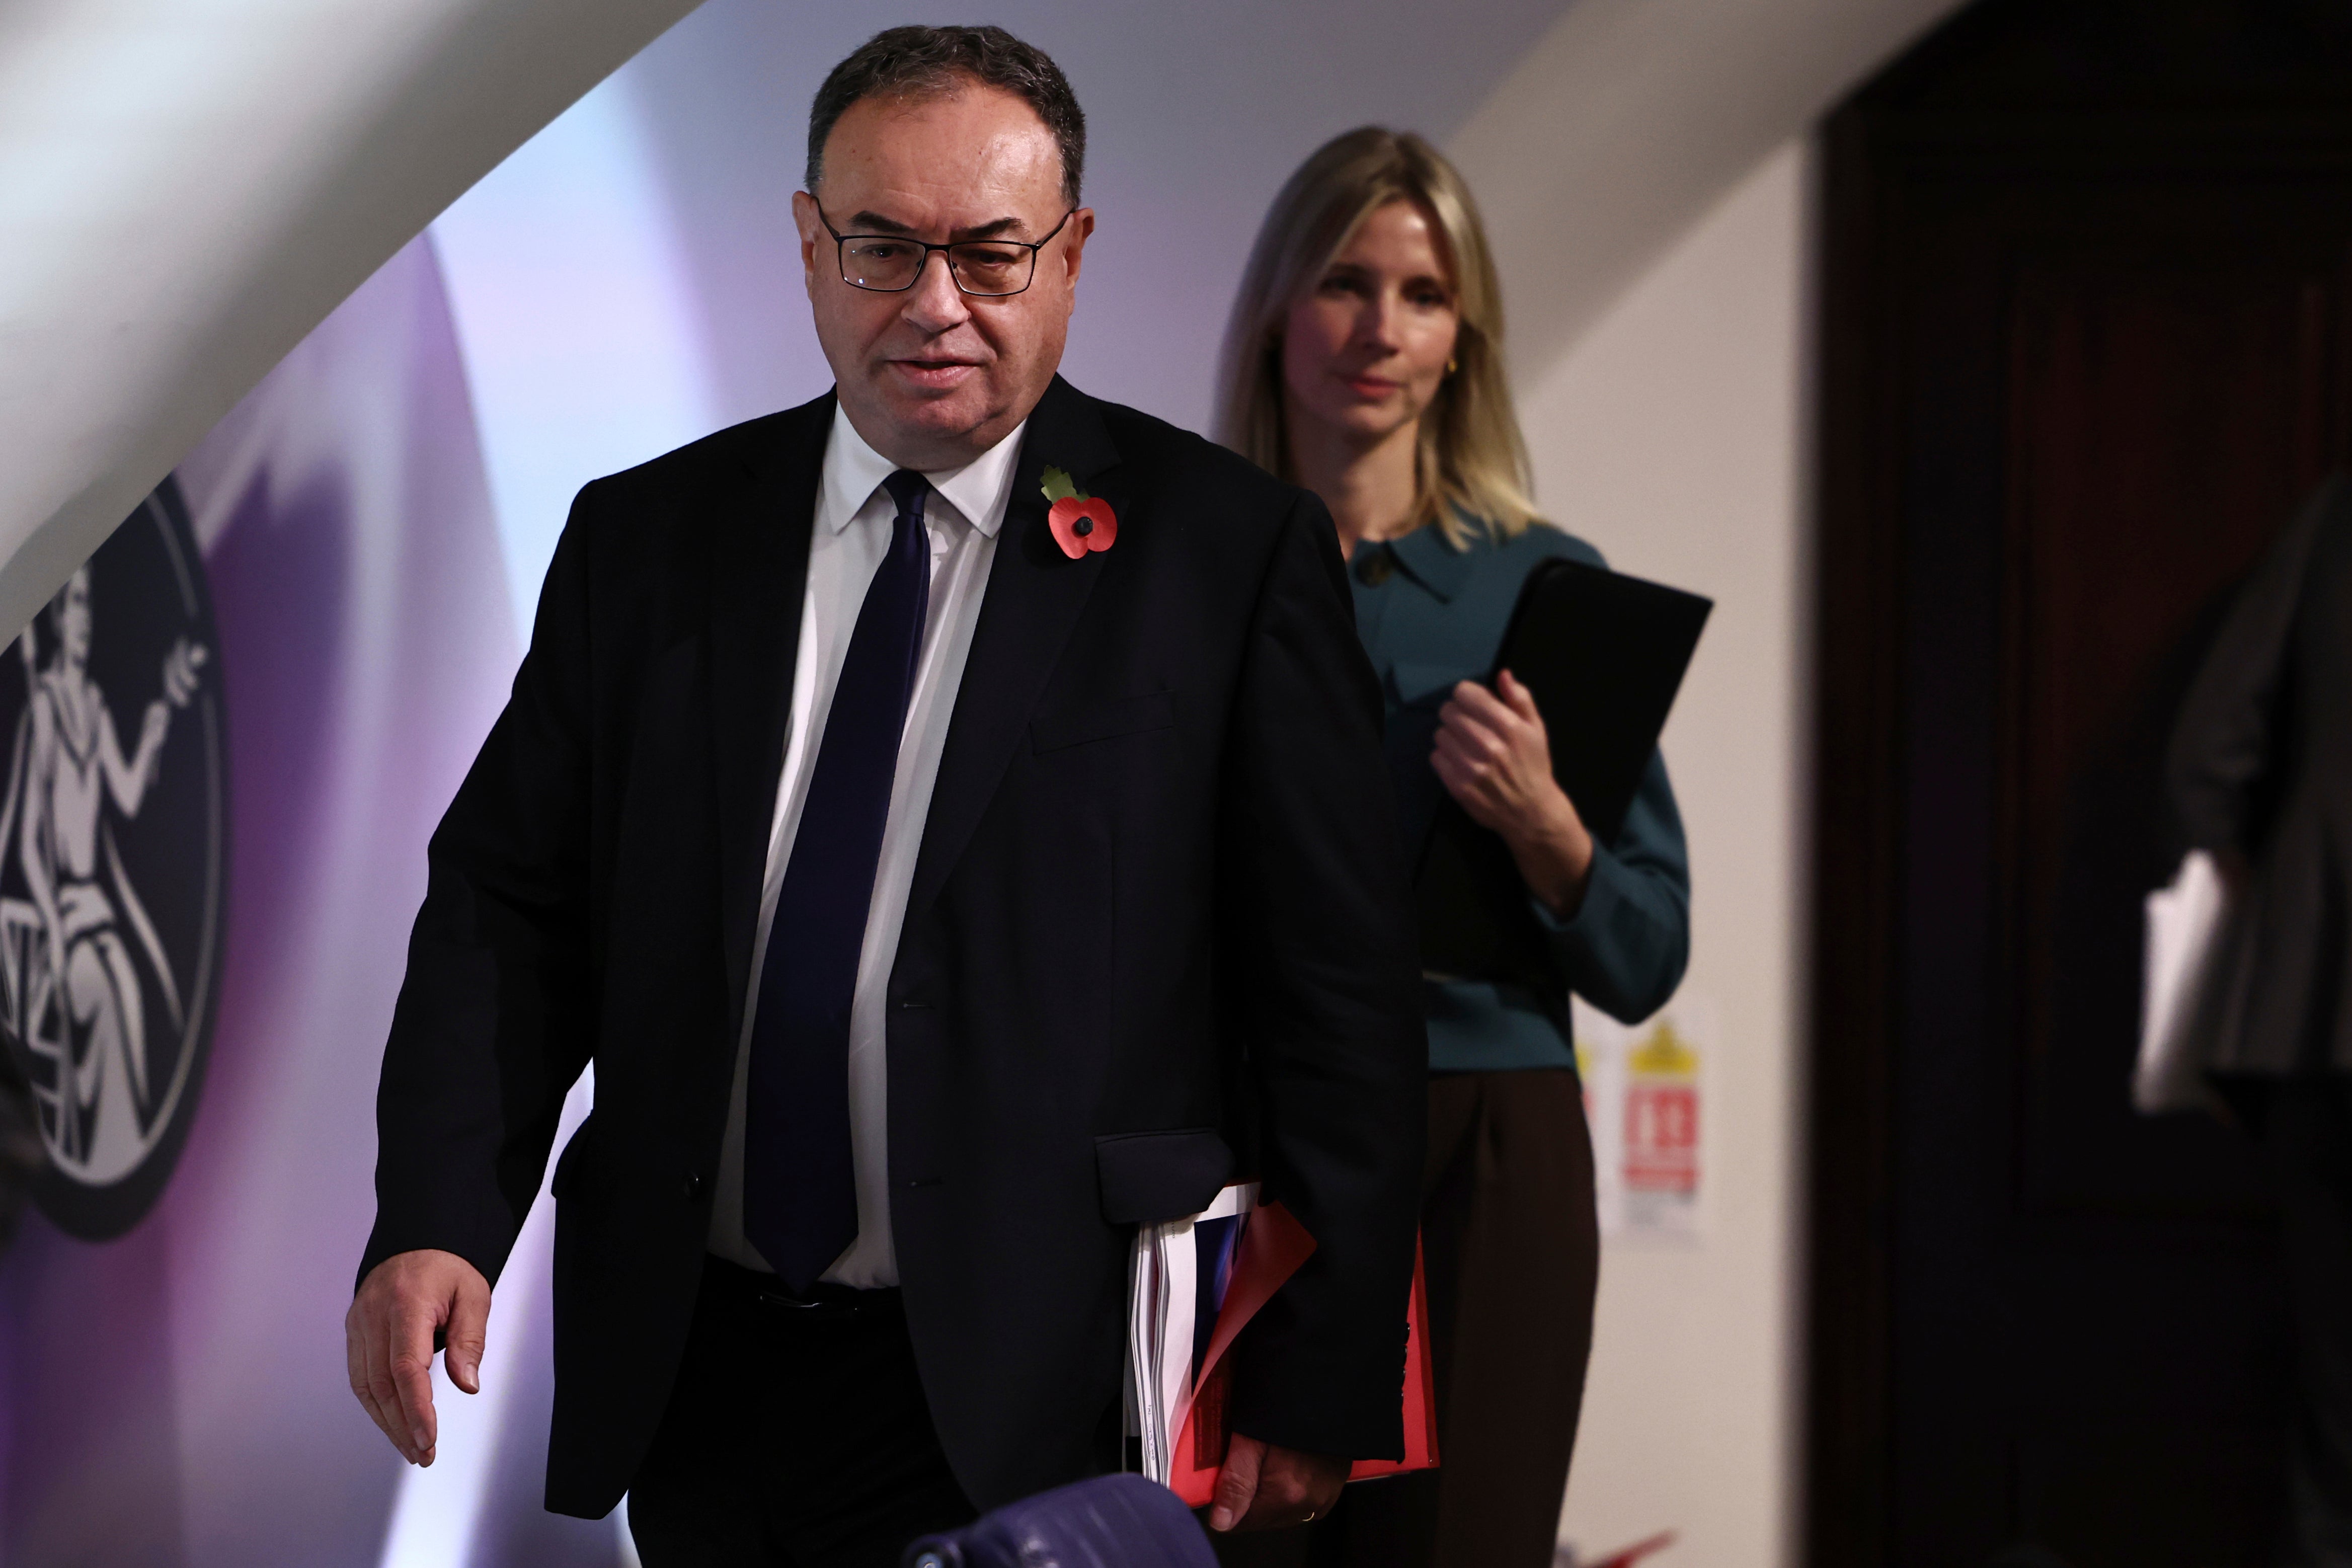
[1215, 126, 1538, 548]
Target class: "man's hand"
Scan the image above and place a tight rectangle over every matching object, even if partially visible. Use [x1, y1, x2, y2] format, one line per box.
[346, 1248, 491, 1466]
[1206, 1434, 1350, 1533]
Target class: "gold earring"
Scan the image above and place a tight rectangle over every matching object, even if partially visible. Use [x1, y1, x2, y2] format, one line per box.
[1446, 357, 1458, 374]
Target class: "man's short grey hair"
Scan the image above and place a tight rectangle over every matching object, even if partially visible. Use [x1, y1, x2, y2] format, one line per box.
[807, 25, 1086, 208]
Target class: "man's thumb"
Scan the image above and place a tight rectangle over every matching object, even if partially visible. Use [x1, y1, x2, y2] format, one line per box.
[445, 1277, 491, 1395]
[1207, 1434, 1263, 1532]
[446, 1339, 484, 1395]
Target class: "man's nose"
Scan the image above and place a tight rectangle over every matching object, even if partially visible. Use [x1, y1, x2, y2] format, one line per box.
[900, 250, 971, 332]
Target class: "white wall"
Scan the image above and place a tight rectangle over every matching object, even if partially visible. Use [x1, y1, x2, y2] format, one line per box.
[1449, 0, 1958, 378]
[1513, 140, 1817, 1568]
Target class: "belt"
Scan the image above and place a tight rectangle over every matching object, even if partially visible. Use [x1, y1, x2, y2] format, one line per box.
[700, 1252, 903, 1323]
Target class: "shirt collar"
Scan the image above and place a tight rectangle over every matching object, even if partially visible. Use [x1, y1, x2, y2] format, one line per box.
[820, 401, 1028, 539]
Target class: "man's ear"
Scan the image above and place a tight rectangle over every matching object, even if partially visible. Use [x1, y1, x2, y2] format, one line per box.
[1061, 207, 1096, 288]
[791, 190, 824, 294]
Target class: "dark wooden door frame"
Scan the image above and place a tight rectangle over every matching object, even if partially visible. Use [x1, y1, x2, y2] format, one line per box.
[1805, 4, 2352, 1562]
[1807, 84, 1911, 1562]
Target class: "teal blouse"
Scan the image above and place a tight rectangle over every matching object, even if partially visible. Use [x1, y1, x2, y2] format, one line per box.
[1349, 521, 1692, 1074]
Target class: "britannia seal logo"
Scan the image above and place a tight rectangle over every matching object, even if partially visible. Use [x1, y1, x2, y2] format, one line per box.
[0, 481, 225, 1239]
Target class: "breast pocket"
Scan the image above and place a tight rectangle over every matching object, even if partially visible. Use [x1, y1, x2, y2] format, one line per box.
[1031, 690, 1177, 754]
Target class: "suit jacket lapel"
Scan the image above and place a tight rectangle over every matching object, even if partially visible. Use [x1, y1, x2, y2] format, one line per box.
[906, 376, 1124, 923]
[711, 392, 832, 1030]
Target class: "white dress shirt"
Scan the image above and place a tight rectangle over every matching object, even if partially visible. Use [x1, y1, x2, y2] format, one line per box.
[707, 402, 1024, 1287]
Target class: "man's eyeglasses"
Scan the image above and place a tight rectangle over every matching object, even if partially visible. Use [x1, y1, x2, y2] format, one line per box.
[818, 202, 1077, 298]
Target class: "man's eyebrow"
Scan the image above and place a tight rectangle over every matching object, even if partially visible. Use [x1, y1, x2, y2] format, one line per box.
[846, 211, 1035, 241]
[949, 216, 1028, 241]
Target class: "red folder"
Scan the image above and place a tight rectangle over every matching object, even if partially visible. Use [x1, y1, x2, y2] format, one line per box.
[1165, 1204, 1439, 1507]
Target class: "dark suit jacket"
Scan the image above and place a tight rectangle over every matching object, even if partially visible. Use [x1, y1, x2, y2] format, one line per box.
[2169, 473, 2352, 1073]
[359, 376, 1427, 1517]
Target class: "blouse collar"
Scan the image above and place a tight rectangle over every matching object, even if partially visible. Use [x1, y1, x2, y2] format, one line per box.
[1373, 518, 1479, 603]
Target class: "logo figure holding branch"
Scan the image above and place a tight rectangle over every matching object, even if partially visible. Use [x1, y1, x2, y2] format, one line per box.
[2, 564, 207, 1183]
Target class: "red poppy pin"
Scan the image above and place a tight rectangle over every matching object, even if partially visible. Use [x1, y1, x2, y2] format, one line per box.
[1043, 466, 1117, 560]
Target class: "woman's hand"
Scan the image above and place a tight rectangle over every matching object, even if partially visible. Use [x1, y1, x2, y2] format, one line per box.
[1431, 669, 1596, 917]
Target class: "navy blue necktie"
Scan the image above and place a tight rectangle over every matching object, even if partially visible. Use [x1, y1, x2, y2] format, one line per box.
[746, 468, 932, 1289]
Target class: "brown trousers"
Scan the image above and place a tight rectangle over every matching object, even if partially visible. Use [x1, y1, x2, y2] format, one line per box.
[1215, 1069, 1600, 1568]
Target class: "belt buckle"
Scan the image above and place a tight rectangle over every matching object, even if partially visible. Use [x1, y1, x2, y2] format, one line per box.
[755, 1280, 856, 1320]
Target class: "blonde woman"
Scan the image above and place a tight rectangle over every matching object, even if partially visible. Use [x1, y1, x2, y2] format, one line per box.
[1213, 128, 1690, 1568]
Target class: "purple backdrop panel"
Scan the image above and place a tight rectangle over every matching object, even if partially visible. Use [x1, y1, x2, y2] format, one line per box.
[0, 237, 524, 1566]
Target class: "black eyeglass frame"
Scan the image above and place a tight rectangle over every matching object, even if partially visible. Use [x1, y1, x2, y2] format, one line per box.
[817, 201, 1078, 298]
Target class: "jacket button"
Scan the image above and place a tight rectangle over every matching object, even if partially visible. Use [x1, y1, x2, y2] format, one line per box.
[683, 1171, 705, 1201]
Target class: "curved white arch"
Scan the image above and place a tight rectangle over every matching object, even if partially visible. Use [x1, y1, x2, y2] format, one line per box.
[0, 0, 700, 642]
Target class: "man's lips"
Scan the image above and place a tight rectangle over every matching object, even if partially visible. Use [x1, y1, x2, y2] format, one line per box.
[889, 357, 982, 389]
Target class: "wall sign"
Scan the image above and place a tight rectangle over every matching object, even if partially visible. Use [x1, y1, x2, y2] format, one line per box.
[1579, 995, 1711, 1243]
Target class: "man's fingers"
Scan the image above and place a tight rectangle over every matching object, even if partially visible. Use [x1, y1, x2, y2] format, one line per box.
[1233, 1442, 1349, 1532]
[1233, 1452, 1307, 1532]
[362, 1312, 417, 1462]
[1208, 1432, 1265, 1532]
[385, 1301, 440, 1461]
[444, 1269, 492, 1396]
[346, 1307, 403, 1456]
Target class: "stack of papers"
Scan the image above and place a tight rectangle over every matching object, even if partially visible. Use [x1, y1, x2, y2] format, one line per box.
[1127, 1183, 1437, 1505]
[1128, 1182, 1262, 1485]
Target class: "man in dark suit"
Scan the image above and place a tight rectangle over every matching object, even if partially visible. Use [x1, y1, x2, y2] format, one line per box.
[344, 24, 1425, 1567]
